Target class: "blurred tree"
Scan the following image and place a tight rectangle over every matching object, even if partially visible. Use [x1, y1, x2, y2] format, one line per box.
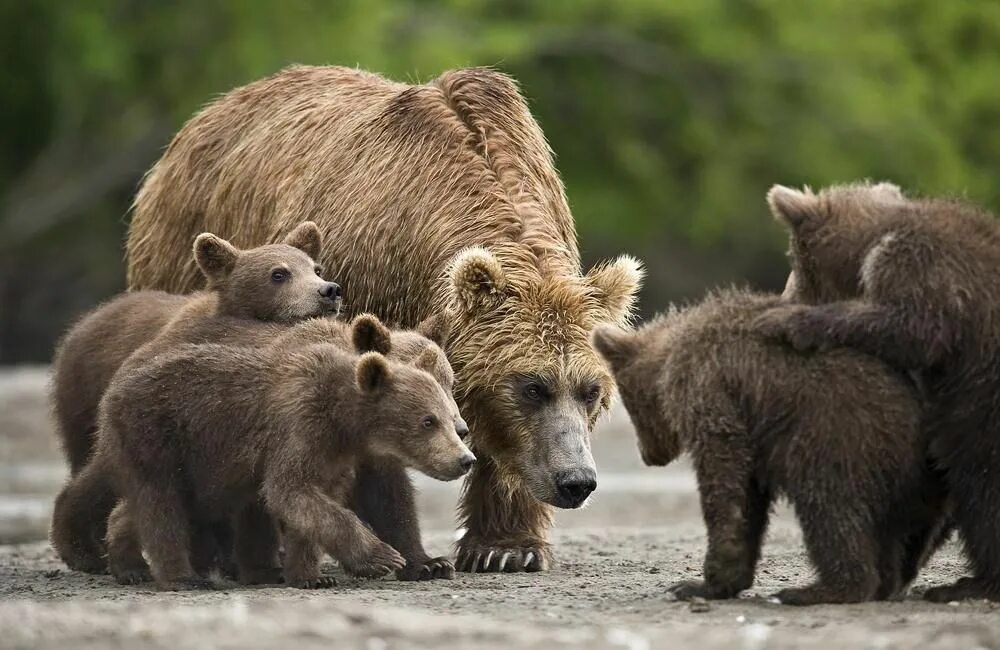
[2, 0, 999, 361]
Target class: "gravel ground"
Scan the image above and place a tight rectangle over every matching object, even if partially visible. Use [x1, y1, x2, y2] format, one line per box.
[2, 366, 998, 650]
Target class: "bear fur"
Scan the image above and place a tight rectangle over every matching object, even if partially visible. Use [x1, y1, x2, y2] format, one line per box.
[125, 65, 643, 571]
[50, 221, 336, 475]
[593, 288, 948, 605]
[755, 182, 1000, 602]
[49, 223, 339, 572]
[94, 326, 474, 590]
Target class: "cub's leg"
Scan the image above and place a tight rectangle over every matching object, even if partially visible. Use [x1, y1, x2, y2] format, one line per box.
[281, 530, 335, 589]
[50, 457, 116, 574]
[353, 457, 453, 580]
[106, 500, 151, 585]
[233, 501, 283, 585]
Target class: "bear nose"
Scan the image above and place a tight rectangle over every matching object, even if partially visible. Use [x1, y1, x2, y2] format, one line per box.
[455, 417, 470, 440]
[459, 452, 476, 473]
[319, 282, 342, 299]
[554, 469, 597, 507]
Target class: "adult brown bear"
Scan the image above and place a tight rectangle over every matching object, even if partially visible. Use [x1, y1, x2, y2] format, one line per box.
[126, 65, 642, 572]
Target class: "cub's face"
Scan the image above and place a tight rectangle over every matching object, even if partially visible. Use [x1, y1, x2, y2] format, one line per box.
[230, 244, 341, 322]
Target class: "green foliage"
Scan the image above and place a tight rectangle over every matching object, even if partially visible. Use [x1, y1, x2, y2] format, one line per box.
[2, 0, 1000, 360]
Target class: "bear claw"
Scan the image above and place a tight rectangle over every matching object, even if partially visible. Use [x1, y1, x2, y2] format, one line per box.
[397, 556, 454, 581]
[456, 544, 548, 573]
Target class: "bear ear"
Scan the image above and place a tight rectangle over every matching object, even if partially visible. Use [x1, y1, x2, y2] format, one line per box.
[591, 324, 639, 371]
[587, 255, 644, 326]
[766, 184, 820, 230]
[351, 313, 392, 355]
[448, 247, 507, 315]
[415, 313, 451, 349]
[282, 221, 323, 260]
[356, 352, 391, 393]
[870, 181, 904, 201]
[193, 233, 240, 282]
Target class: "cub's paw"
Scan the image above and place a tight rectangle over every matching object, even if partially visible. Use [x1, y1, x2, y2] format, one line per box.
[752, 306, 828, 353]
[343, 543, 406, 579]
[113, 566, 152, 585]
[924, 577, 996, 603]
[770, 584, 865, 606]
[62, 550, 108, 576]
[668, 580, 727, 601]
[456, 542, 550, 573]
[397, 556, 455, 581]
[290, 576, 338, 589]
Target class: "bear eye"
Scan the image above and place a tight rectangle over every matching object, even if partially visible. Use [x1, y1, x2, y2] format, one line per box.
[314, 265, 323, 277]
[422, 416, 438, 429]
[582, 384, 602, 405]
[271, 269, 289, 283]
[523, 382, 544, 401]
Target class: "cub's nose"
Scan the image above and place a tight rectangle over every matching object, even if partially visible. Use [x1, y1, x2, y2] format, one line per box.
[554, 469, 597, 508]
[319, 282, 342, 299]
[459, 452, 476, 473]
[455, 417, 470, 441]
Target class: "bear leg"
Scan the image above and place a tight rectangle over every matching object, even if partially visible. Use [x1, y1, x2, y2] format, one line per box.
[50, 457, 116, 574]
[233, 501, 283, 585]
[106, 500, 152, 585]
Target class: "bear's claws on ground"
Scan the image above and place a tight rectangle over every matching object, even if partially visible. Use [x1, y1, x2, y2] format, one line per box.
[397, 557, 454, 581]
[455, 546, 548, 573]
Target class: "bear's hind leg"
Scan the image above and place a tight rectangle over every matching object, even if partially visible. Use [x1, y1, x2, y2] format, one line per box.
[106, 500, 151, 585]
[129, 479, 211, 591]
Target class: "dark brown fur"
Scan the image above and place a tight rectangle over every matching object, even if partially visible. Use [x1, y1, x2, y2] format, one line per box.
[593, 289, 947, 605]
[94, 325, 473, 590]
[755, 182, 1000, 602]
[49, 223, 337, 573]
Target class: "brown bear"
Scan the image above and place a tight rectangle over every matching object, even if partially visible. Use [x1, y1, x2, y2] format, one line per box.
[124, 65, 643, 571]
[49, 223, 339, 572]
[96, 332, 474, 591]
[101, 314, 467, 586]
[50, 220, 338, 475]
[592, 288, 948, 605]
[754, 182, 1000, 602]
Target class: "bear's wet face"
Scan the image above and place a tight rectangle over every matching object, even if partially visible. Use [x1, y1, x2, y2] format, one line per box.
[195, 223, 341, 322]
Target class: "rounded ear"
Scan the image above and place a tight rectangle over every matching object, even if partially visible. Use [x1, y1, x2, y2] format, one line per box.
[356, 352, 391, 393]
[282, 221, 322, 260]
[448, 247, 507, 315]
[193, 233, 240, 282]
[351, 313, 392, 355]
[587, 255, 644, 326]
[591, 324, 638, 372]
[413, 345, 439, 374]
[766, 184, 819, 230]
[415, 313, 451, 349]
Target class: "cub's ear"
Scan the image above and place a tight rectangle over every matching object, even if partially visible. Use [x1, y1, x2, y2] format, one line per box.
[591, 324, 638, 371]
[193, 233, 240, 283]
[413, 346, 439, 375]
[356, 352, 391, 393]
[587, 255, 644, 326]
[766, 184, 820, 230]
[415, 313, 451, 349]
[448, 247, 507, 315]
[282, 221, 323, 260]
[351, 313, 392, 355]
[870, 181, 904, 201]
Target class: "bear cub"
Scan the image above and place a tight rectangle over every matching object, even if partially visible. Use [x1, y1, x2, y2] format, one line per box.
[593, 288, 946, 605]
[97, 316, 475, 590]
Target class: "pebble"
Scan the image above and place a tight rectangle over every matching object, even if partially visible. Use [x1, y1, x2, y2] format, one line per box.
[648, 567, 660, 574]
[688, 597, 711, 613]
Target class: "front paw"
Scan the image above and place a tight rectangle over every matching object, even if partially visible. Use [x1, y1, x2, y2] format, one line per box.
[397, 556, 455, 581]
[238, 566, 285, 585]
[668, 579, 738, 601]
[342, 542, 406, 579]
[290, 576, 337, 589]
[753, 306, 827, 352]
[456, 541, 550, 573]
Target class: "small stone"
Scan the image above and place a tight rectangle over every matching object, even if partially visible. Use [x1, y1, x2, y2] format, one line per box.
[689, 597, 711, 613]
[948, 601, 960, 607]
[649, 567, 661, 574]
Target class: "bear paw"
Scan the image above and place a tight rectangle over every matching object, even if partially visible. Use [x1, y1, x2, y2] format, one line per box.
[456, 543, 549, 573]
[290, 576, 338, 589]
[924, 577, 998, 603]
[342, 543, 406, 579]
[238, 566, 285, 586]
[113, 566, 152, 585]
[753, 306, 829, 353]
[668, 580, 728, 601]
[397, 556, 455, 581]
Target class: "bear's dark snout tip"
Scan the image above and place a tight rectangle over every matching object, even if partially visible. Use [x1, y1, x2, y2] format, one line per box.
[554, 469, 597, 508]
[319, 282, 342, 299]
[459, 452, 476, 473]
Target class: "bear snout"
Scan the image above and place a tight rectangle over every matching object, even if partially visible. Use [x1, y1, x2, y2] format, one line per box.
[554, 468, 597, 508]
[319, 282, 342, 300]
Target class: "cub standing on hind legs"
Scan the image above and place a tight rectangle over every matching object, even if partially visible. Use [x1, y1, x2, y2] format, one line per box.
[50, 222, 339, 574]
[755, 182, 1000, 602]
[593, 288, 947, 605]
[98, 334, 474, 590]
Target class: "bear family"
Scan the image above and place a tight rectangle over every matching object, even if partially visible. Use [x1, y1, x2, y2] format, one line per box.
[50, 220, 338, 474]
[593, 288, 949, 605]
[125, 64, 644, 571]
[95, 320, 474, 590]
[756, 182, 1000, 602]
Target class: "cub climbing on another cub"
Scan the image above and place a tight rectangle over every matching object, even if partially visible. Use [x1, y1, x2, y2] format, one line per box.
[97, 315, 475, 590]
[593, 288, 947, 605]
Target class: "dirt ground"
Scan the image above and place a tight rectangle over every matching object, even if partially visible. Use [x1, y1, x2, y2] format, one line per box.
[2, 366, 998, 650]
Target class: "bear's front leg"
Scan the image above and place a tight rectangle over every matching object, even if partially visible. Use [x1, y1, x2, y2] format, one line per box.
[352, 457, 454, 580]
[455, 459, 553, 573]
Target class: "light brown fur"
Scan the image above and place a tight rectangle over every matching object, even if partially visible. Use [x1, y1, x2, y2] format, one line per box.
[125, 65, 643, 570]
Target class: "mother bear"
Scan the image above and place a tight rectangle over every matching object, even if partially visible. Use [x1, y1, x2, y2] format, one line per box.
[126, 65, 642, 573]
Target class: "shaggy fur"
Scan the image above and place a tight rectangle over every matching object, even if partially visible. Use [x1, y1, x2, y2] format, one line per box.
[755, 182, 1000, 602]
[49, 223, 338, 572]
[593, 289, 948, 605]
[125, 65, 643, 570]
[93, 327, 474, 590]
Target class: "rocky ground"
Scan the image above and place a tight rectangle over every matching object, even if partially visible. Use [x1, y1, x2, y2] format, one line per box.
[2, 366, 998, 650]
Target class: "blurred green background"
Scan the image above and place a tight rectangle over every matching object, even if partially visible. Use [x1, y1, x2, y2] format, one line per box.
[2, 0, 999, 363]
